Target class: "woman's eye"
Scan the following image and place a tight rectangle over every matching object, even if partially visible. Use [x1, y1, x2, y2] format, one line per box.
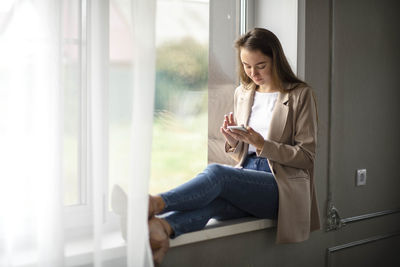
[256, 65, 266, 69]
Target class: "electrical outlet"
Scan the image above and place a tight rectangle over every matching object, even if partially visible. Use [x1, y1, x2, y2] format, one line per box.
[356, 169, 367, 186]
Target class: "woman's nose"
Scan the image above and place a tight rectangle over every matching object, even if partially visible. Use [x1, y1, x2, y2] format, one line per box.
[251, 68, 258, 76]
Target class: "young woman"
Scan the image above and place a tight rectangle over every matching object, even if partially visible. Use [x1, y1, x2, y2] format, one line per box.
[115, 28, 321, 264]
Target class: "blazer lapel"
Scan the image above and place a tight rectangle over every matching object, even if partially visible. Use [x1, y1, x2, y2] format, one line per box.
[244, 88, 255, 125]
[238, 84, 290, 142]
[237, 86, 255, 126]
[267, 89, 289, 142]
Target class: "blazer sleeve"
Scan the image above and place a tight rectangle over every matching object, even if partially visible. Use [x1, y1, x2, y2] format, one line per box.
[224, 86, 245, 162]
[256, 87, 317, 170]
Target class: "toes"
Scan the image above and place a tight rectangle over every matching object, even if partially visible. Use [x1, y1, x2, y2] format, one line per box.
[152, 239, 169, 265]
[153, 247, 166, 265]
[149, 218, 170, 265]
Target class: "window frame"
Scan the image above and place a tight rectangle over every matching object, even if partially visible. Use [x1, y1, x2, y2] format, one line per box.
[63, 0, 118, 232]
[63, 0, 90, 230]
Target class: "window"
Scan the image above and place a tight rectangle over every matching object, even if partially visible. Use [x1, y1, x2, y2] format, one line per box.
[62, 0, 86, 206]
[108, 0, 134, 207]
[107, 0, 209, 197]
[62, 0, 212, 222]
[150, 0, 209, 194]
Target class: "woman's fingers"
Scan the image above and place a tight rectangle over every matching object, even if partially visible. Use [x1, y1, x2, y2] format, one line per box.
[222, 113, 236, 128]
[245, 127, 265, 150]
[222, 115, 229, 129]
[220, 128, 230, 141]
[223, 115, 229, 126]
[223, 125, 264, 149]
[230, 126, 255, 143]
[228, 129, 245, 140]
[221, 113, 250, 146]
[223, 112, 234, 125]
[222, 126, 235, 138]
[229, 112, 234, 124]
[246, 126, 256, 134]
[220, 126, 228, 136]
[220, 127, 238, 146]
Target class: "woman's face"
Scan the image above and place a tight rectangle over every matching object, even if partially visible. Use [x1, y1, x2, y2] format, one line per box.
[240, 48, 272, 86]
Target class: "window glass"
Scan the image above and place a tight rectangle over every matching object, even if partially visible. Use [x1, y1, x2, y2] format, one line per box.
[62, 0, 81, 206]
[108, 0, 133, 199]
[108, 0, 209, 198]
[150, 0, 209, 194]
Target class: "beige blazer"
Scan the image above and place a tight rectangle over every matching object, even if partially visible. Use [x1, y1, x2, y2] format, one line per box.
[225, 83, 321, 244]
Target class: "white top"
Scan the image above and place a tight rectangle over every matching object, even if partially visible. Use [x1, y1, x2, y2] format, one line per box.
[247, 91, 279, 154]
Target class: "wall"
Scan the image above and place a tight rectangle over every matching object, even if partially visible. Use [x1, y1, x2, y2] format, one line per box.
[254, 0, 298, 73]
[319, 0, 400, 266]
[162, 0, 400, 266]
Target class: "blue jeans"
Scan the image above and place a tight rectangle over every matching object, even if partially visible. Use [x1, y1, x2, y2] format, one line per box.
[159, 154, 279, 238]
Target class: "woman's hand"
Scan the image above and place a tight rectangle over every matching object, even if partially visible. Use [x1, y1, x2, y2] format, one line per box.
[220, 112, 239, 148]
[228, 126, 265, 152]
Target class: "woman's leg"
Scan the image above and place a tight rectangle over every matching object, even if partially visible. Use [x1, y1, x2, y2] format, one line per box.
[160, 163, 278, 220]
[160, 197, 251, 238]
[149, 158, 276, 262]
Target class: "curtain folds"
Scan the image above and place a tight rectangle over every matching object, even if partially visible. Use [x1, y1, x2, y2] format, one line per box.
[127, 0, 156, 266]
[88, 0, 109, 266]
[0, 1, 64, 266]
[0, 0, 156, 266]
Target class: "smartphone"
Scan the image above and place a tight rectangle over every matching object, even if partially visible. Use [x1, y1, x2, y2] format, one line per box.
[227, 125, 248, 132]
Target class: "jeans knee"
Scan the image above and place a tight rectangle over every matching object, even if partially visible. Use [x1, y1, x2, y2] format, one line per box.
[206, 163, 221, 174]
[206, 163, 230, 180]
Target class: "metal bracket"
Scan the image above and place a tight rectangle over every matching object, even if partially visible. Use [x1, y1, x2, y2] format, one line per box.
[326, 203, 345, 231]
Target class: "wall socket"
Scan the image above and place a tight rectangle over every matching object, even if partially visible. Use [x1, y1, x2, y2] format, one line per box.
[356, 169, 367, 186]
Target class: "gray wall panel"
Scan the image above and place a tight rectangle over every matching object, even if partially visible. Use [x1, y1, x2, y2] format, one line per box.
[329, 235, 400, 267]
[330, 0, 400, 217]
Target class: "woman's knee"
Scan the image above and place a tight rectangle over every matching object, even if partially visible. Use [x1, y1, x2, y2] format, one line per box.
[205, 163, 232, 179]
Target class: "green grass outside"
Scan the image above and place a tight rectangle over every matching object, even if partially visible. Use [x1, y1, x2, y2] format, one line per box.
[149, 111, 208, 194]
[64, 111, 207, 205]
[108, 111, 208, 199]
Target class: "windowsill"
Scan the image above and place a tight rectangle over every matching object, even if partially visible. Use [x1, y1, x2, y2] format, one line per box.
[11, 217, 274, 266]
[170, 217, 276, 247]
[12, 231, 127, 267]
[65, 231, 126, 266]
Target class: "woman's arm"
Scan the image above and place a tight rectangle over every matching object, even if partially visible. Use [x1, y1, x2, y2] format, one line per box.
[257, 87, 317, 169]
[223, 86, 245, 162]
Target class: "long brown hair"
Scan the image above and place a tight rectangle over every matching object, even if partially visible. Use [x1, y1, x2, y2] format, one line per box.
[235, 28, 318, 124]
[235, 28, 307, 91]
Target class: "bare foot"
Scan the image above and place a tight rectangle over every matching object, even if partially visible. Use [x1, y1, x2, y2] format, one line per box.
[148, 217, 172, 265]
[111, 185, 128, 240]
[111, 185, 127, 216]
[148, 195, 166, 219]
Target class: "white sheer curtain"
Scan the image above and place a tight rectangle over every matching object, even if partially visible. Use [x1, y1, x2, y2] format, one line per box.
[0, 0, 155, 266]
[127, 0, 156, 266]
